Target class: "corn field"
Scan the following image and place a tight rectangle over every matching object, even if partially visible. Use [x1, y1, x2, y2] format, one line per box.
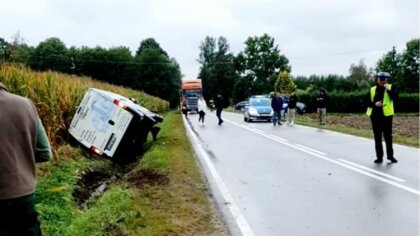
[0, 64, 170, 147]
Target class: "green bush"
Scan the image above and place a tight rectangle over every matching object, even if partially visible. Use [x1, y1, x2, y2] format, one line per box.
[397, 93, 419, 112]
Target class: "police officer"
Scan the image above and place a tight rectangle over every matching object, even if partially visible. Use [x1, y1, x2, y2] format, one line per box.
[366, 72, 398, 164]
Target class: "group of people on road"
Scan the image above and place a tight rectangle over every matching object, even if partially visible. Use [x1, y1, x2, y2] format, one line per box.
[270, 91, 299, 126]
[188, 71, 399, 165]
[193, 93, 224, 126]
[182, 93, 225, 126]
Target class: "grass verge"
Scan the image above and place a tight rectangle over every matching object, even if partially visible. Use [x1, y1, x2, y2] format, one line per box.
[36, 111, 226, 236]
[294, 113, 419, 147]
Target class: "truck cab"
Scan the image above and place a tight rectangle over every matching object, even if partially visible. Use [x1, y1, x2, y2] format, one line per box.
[181, 79, 202, 112]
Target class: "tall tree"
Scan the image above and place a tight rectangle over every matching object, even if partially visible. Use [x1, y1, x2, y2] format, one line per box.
[239, 34, 291, 94]
[76, 46, 109, 82]
[28, 37, 69, 73]
[0, 37, 9, 63]
[135, 38, 168, 57]
[274, 71, 296, 94]
[348, 59, 370, 90]
[198, 36, 217, 100]
[376, 46, 403, 88]
[8, 32, 33, 64]
[105, 46, 134, 85]
[400, 39, 419, 92]
[134, 38, 181, 107]
[198, 36, 236, 104]
[232, 75, 253, 102]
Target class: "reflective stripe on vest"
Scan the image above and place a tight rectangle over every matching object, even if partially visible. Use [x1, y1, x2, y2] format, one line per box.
[366, 85, 394, 116]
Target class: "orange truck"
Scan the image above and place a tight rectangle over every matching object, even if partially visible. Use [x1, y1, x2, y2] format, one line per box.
[181, 79, 202, 112]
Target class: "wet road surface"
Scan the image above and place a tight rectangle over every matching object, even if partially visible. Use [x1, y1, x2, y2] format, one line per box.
[183, 111, 420, 236]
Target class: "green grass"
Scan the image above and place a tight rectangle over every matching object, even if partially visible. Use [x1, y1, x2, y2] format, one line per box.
[294, 113, 419, 147]
[36, 111, 224, 236]
[36, 145, 90, 235]
[65, 186, 137, 236]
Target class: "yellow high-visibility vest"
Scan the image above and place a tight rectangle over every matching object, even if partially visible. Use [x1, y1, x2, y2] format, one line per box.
[366, 85, 394, 116]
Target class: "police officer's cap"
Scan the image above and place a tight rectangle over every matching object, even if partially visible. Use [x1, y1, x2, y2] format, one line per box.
[376, 72, 391, 80]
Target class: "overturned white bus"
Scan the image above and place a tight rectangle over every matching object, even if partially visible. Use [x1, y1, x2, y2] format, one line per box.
[68, 88, 163, 163]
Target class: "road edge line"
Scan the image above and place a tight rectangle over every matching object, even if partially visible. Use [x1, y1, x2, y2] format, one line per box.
[182, 115, 255, 236]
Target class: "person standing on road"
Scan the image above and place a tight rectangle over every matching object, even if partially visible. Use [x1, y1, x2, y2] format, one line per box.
[0, 82, 52, 235]
[215, 94, 224, 125]
[365, 72, 398, 164]
[181, 98, 188, 117]
[315, 89, 327, 125]
[271, 92, 283, 126]
[287, 91, 298, 125]
[198, 96, 207, 125]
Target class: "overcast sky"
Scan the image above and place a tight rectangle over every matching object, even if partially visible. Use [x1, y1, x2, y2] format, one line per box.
[1, 0, 418, 78]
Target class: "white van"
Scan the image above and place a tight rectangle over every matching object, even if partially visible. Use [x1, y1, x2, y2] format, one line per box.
[68, 88, 163, 162]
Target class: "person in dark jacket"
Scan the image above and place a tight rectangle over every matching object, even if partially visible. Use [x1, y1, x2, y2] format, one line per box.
[215, 94, 224, 125]
[271, 92, 283, 126]
[365, 72, 398, 164]
[315, 89, 327, 125]
[0, 82, 52, 235]
[287, 91, 298, 125]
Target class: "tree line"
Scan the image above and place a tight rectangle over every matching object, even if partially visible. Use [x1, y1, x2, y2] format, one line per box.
[0, 35, 182, 108]
[0, 33, 418, 109]
[198, 35, 419, 105]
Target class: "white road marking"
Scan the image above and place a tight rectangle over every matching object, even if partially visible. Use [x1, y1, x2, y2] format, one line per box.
[338, 159, 406, 182]
[223, 118, 420, 196]
[295, 144, 327, 155]
[183, 116, 255, 236]
[251, 128, 265, 135]
[231, 121, 239, 125]
[268, 134, 288, 142]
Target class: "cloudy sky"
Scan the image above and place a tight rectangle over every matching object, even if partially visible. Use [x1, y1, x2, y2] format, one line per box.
[1, 0, 418, 78]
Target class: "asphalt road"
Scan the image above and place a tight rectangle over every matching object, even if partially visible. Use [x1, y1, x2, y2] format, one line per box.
[183, 111, 420, 236]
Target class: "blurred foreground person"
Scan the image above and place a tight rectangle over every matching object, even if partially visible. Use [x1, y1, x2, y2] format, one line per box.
[0, 82, 52, 235]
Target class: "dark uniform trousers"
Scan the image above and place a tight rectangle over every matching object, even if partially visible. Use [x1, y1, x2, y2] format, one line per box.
[370, 114, 393, 160]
